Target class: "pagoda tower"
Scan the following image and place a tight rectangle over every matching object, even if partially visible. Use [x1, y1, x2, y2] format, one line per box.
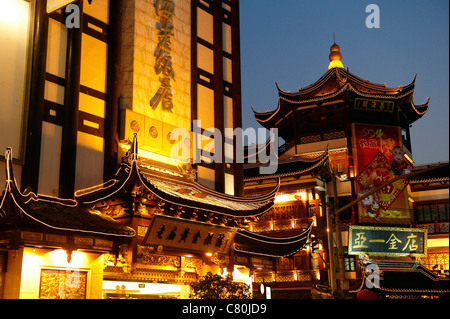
[243, 42, 435, 297]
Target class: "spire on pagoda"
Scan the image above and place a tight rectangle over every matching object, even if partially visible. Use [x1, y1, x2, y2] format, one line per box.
[328, 38, 344, 69]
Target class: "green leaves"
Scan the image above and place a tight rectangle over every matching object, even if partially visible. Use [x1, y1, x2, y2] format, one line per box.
[190, 272, 252, 299]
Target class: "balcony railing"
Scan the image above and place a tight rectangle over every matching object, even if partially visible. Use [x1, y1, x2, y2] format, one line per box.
[278, 130, 346, 156]
[416, 222, 449, 235]
[253, 270, 319, 283]
[249, 217, 315, 233]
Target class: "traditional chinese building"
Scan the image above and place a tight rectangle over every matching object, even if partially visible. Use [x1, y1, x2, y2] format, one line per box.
[76, 133, 285, 298]
[0, 148, 135, 299]
[244, 42, 449, 298]
[410, 163, 449, 276]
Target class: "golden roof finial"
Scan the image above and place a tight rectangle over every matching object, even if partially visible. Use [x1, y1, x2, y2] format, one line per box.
[328, 34, 344, 69]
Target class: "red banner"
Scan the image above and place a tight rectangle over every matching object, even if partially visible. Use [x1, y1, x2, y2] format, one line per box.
[352, 124, 411, 224]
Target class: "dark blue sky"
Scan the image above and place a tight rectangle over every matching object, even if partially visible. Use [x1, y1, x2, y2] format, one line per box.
[239, 0, 449, 165]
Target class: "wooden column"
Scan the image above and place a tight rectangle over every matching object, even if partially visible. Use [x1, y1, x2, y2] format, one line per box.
[231, 0, 243, 196]
[213, 0, 225, 193]
[59, 0, 83, 199]
[190, 0, 198, 131]
[104, 0, 123, 181]
[21, 0, 49, 193]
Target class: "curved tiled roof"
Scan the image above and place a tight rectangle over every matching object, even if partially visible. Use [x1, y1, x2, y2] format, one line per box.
[234, 222, 313, 257]
[361, 260, 449, 295]
[244, 148, 329, 181]
[0, 149, 135, 238]
[76, 134, 279, 218]
[253, 67, 427, 128]
[410, 162, 449, 184]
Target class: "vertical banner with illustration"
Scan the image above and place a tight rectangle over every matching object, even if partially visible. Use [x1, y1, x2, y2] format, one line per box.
[352, 124, 411, 224]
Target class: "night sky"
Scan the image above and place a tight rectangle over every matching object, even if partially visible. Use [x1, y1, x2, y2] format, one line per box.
[239, 0, 449, 165]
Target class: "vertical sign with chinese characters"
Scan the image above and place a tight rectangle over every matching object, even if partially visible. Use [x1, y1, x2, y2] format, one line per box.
[352, 123, 411, 224]
[151, 0, 175, 112]
[348, 225, 427, 257]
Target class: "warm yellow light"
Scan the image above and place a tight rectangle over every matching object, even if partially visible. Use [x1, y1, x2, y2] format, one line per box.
[40, 248, 87, 267]
[205, 252, 213, 257]
[0, 0, 28, 25]
[296, 191, 307, 201]
[47, 0, 76, 13]
[404, 154, 415, 166]
[222, 268, 228, 278]
[275, 192, 310, 203]
[137, 146, 184, 167]
[328, 60, 344, 69]
[274, 194, 290, 203]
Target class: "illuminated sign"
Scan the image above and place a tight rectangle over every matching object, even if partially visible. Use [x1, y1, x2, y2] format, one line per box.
[348, 225, 427, 257]
[151, 0, 175, 112]
[352, 123, 411, 224]
[354, 98, 394, 112]
[142, 214, 237, 255]
[121, 0, 191, 159]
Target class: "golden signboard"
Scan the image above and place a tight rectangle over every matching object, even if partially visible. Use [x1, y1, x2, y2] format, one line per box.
[143, 214, 237, 255]
[354, 98, 395, 112]
[120, 0, 191, 159]
[151, 0, 175, 112]
[348, 225, 427, 257]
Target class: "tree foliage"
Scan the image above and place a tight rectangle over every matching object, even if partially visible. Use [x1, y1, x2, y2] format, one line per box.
[190, 272, 252, 299]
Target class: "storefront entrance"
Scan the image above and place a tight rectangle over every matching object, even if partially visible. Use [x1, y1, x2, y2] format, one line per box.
[102, 281, 190, 299]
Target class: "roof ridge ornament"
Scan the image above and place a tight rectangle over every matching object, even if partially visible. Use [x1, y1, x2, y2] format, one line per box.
[177, 159, 197, 181]
[328, 39, 344, 69]
[275, 82, 281, 92]
[123, 133, 139, 163]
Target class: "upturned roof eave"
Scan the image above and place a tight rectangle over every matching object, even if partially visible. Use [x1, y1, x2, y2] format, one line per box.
[233, 222, 313, 257]
[76, 134, 280, 218]
[244, 149, 329, 182]
[0, 149, 136, 238]
[254, 68, 417, 127]
[254, 82, 416, 128]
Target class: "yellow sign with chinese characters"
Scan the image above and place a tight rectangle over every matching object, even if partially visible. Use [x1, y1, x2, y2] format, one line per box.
[120, 0, 191, 160]
[348, 225, 427, 257]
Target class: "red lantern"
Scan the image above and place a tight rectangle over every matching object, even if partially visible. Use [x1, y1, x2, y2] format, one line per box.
[356, 289, 377, 299]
